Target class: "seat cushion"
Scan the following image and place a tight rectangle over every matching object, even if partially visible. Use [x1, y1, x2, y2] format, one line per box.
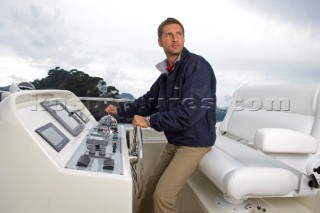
[254, 128, 318, 153]
[198, 135, 300, 200]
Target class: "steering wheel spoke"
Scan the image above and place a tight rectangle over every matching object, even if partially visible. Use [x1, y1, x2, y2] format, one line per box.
[129, 126, 144, 198]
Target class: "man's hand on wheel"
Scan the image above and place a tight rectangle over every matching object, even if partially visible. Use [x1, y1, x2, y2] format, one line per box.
[132, 115, 149, 128]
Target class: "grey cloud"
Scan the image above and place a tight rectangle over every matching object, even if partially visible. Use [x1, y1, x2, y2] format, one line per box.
[210, 0, 320, 88]
[237, 0, 320, 29]
[9, 74, 29, 82]
[215, 57, 320, 83]
[0, 1, 92, 67]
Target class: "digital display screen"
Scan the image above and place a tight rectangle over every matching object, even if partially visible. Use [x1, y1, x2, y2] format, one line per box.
[50, 104, 80, 129]
[42, 127, 64, 145]
[36, 123, 69, 152]
[41, 100, 85, 136]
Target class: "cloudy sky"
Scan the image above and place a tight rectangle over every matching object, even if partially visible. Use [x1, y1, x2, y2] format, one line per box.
[0, 0, 319, 106]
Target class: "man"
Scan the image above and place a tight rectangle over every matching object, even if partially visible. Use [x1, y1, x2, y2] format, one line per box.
[105, 17, 216, 213]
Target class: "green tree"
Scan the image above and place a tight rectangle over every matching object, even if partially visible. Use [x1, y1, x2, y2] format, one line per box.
[32, 67, 104, 97]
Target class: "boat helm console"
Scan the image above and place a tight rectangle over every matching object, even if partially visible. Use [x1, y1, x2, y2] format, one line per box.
[0, 85, 143, 213]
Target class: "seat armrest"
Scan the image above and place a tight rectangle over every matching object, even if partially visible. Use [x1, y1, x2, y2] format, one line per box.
[254, 128, 318, 154]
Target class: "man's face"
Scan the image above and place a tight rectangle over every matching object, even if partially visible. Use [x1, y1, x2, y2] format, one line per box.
[158, 23, 185, 56]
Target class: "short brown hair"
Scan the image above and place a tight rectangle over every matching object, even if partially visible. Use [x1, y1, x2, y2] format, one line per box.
[157, 17, 185, 39]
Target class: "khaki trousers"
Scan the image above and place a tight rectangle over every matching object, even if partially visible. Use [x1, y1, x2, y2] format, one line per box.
[136, 143, 211, 213]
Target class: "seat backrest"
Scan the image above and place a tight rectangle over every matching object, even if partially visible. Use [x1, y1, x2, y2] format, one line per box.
[220, 84, 320, 144]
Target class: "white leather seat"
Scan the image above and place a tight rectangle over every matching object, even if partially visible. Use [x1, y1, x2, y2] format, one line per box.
[199, 84, 320, 201]
[199, 137, 300, 200]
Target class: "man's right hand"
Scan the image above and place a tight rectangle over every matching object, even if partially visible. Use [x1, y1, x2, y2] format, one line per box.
[105, 104, 118, 115]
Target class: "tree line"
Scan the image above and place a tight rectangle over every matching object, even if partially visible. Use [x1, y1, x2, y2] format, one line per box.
[31, 67, 132, 123]
[32, 67, 119, 97]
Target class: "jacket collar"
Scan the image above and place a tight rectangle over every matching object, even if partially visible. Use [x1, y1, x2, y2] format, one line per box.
[155, 48, 186, 74]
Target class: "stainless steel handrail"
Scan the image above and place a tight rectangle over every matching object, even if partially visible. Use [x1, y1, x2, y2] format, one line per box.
[78, 97, 132, 103]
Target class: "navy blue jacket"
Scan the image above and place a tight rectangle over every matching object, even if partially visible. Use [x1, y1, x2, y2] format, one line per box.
[118, 48, 216, 147]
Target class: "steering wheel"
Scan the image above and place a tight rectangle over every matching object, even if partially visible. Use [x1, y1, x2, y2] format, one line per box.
[129, 126, 144, 199]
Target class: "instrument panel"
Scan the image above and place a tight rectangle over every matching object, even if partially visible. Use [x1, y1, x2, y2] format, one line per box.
[40, 100, 85, 136]
[66, 115, 124, 174]
[36, 99, 124, 174]
[0, 90, 132, 213]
